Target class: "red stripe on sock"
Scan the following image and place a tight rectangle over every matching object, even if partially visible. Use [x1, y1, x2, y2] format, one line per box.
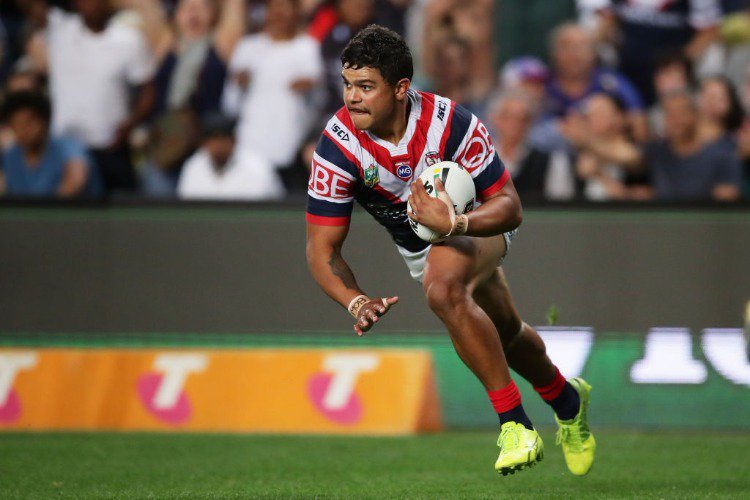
[534, 367, 566, 401]
[487, 380, 522, 413]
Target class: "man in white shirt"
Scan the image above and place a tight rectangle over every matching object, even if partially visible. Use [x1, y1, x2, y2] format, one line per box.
[23, 0, 156, 193]
[178, 114, 285, 201]
[222, 0, 323, 191]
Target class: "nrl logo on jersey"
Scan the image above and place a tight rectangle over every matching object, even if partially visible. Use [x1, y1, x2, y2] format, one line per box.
[364, 164, 380, 187]
[425, 151, 441, 166]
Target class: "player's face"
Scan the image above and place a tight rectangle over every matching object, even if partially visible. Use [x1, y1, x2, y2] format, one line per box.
[341, 66, 398, 131]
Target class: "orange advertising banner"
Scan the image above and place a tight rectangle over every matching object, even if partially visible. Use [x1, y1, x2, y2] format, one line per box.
[0, 348, 442, 434]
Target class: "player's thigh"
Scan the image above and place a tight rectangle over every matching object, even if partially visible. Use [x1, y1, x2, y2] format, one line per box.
[422, 235, 506, 299]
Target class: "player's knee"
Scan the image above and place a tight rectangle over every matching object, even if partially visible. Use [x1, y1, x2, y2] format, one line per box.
[424, 278, 468, 316]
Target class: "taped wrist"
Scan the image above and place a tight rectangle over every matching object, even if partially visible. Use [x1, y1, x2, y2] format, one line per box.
[347, 295, 369, 318]
[446, 214, 469, 237]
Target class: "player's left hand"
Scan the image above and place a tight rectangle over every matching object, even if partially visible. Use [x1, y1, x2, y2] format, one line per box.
[354, 296, 399, 336]
[407, 178, 454, 235]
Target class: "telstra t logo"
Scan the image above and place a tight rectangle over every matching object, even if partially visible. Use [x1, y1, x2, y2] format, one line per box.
[137, 353, 207, 425]
[0, 352, 37, 423]
[307, 353, 379, 424]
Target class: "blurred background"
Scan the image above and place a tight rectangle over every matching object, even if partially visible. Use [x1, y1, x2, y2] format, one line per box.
[0, 0, 749, 437]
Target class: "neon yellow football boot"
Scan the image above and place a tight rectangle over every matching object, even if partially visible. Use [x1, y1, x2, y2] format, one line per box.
[555, 377, 596, 476]
[494, 422, 544, 476]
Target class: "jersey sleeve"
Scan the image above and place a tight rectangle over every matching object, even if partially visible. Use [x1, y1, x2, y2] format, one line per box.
[306, 133, 359, 226]
[443, 104, 510, 201]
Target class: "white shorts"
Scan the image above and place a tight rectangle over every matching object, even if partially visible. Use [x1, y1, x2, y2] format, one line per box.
[397, 229, 518, 283]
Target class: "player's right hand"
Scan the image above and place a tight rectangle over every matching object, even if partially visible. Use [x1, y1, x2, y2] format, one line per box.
[354, 296, 399, 336]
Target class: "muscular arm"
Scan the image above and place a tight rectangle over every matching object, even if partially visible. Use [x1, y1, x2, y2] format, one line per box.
[306, 223, 365, 308]
[464, 181, 523, 237]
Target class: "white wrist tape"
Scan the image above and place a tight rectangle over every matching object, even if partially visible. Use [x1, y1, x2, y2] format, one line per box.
[348, 295, 389, 318]
[446, 214, 469, 237]
[347, 295, 369, 318]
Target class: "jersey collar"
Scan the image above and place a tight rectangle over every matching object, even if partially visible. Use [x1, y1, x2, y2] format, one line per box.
[364, 89, 422, 157]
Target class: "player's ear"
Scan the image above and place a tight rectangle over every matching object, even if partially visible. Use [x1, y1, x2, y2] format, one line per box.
[394, 78, 411, 101]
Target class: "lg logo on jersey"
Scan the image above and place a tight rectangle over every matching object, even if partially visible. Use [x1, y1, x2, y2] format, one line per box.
[310, 162, 352, 198]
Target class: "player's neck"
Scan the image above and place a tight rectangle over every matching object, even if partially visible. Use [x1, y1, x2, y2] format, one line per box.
[369, 100, 411, 146]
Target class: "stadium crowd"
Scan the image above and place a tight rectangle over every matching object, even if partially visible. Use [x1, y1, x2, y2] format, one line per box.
[0, 0, 749, 202]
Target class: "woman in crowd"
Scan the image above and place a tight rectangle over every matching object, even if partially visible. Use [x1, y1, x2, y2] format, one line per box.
[696, 75, 745, 142]
[562, 93, 648, 201]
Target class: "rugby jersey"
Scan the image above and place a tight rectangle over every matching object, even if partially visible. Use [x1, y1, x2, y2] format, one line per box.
[306, 89, 510, 252]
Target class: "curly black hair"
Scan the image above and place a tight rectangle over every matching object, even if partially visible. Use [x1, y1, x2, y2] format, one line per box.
[0, 91, 51, 124]
[340, 25, 413, 85]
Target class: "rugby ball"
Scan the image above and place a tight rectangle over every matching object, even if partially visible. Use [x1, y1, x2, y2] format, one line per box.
[407, 161, 476, 243]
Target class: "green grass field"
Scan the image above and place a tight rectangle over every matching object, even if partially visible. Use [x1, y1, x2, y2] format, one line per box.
[1, 429, 749, 499]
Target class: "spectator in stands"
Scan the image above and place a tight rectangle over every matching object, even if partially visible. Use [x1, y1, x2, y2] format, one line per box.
[488, 90, 576, 201]
[223, 0, 323, 193]
[3, 69, 43, 94]
[318, 0, 376, 116]
[544, 23, 648, 142]
[697, 75, 745, 142]
[0, 91, 101, 199]
[649, 50, 696, 137]
[422, 0, 495, 109]
[560, 92, 648, 200]
[21, 0, 157, 194]
[428, 36, 487, 118]
[308, 0, 410, 43]
[499, 56, 550, 104]
[596, 0, 723, 106]
[739, 116, 750, 198]
[177, 113, 284, 200]
[642, 90, 742, 201]
[139, 0, 246, 198]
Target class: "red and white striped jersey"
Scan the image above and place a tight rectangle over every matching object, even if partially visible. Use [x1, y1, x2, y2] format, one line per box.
[306, 89, 510, 252]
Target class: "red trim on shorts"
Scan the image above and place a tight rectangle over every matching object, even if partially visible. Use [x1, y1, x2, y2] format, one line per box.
[533, 367, 567, 402]
[479, 169, 510, 201]
[487, 380, 522, 413]
[306, 213, 350, 226]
